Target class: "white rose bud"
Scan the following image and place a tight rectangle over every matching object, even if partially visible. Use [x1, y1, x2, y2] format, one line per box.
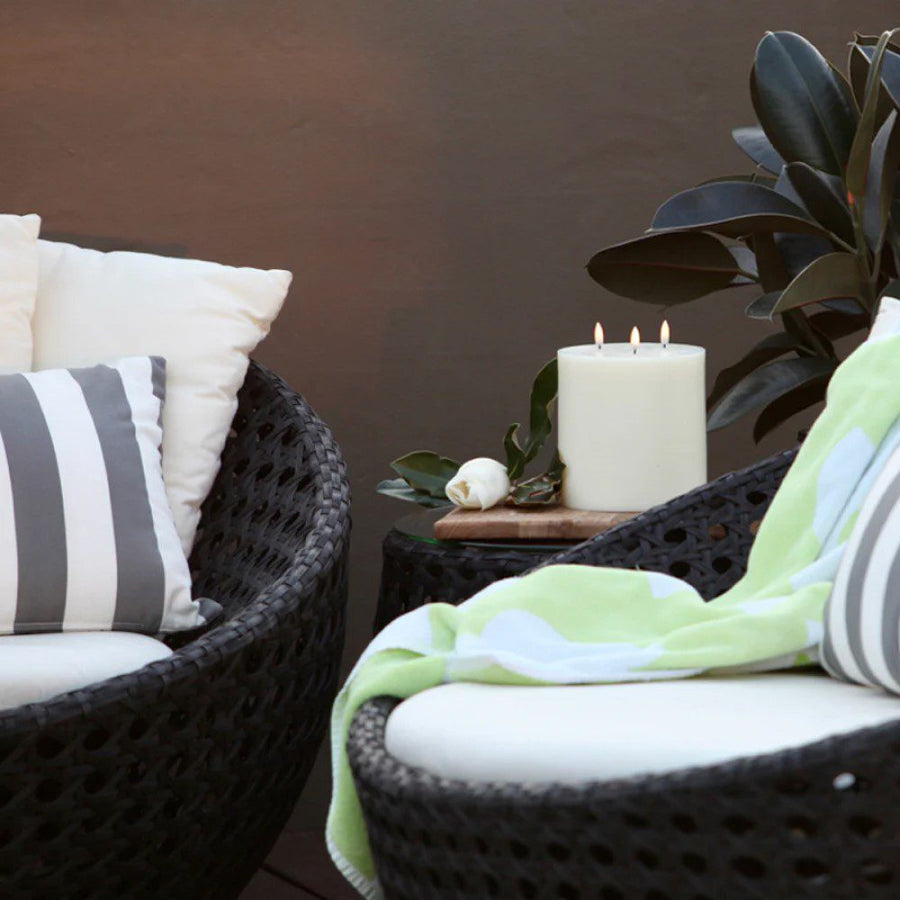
[446, 457, 511, 510]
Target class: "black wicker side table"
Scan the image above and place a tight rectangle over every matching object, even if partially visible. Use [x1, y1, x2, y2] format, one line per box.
[375, 508, 574, 633]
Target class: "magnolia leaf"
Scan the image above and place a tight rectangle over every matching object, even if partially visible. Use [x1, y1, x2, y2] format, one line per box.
[752, 378, 829, 443]
[731, 126, 786, 174]
[847, 31, 897, 197]
[784, 162, 854, 245]
[650, 181, 826, 238]
[510, 452, 565, 506]
[504, 359, 557, 480]
[745, 292, 782, 320]
[771, 252, 864, 315]
[376, 478, 453, 507]
[587, 232, 745, 304]
[707, 331, 797, 410]
[863, 110, 900, 252]
[751, 32, 857, 176]
[708, 356, 838, 431]
[390, 451, 460, 498]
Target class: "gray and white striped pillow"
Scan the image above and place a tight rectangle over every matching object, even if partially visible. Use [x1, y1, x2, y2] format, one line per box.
[0, 357, 218, 634]
[822, 442, 900, 692]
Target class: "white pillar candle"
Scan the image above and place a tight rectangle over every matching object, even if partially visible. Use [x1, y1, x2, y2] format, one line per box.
[557, 323, 706, 511]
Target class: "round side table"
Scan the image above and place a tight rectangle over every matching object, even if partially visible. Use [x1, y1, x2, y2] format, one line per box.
[374, 507, 573, 633]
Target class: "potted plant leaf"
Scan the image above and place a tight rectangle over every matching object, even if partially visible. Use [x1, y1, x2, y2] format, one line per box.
[588, 30, 900, 441]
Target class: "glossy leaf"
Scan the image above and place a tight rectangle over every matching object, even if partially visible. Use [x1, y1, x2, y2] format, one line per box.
[751, 32, 857, 175]
[390, 451, 460, 498]
[882, 277, 900, 299]
[784, 162, 854, 245]
[732, 125, 786, 174]
[807, 310, 870, 340]
[745, 292, 781, 320]
[752, 378, 829, 443]
[849, 44, 895, 128]
[708, 356, 837, 431]
[700, 173, 778, 188]
[820, 298, 869, 316]
[504, 359, 557, 480]
[376, 478, 453, 507]
[863, 111, 900, 252]
[707, 332, 797, 410]
[650, 181, 825, 238]
[771, 253, 864, 314]
[847, 32, 895, 197]
[510, 452, 565, 506]
[856, 42, 900, 108]
[587, 232, 745, 304]
[774, 233, 834, 280]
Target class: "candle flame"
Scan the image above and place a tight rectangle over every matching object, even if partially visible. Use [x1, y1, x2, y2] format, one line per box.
[594, 321, 604, 349]
[660, 319, 670, 348]
[630, 326, 640, 353]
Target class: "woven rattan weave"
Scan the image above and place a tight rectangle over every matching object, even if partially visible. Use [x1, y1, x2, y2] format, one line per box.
[0, 362, 350, 900]
[348, 449, 900, 898]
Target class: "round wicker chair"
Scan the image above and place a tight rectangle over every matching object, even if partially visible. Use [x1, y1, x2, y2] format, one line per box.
[349, 449, 900, 899]
[0, 362, 350, 900]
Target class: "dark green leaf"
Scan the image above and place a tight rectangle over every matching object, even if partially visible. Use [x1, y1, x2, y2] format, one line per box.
[847, 31, 896, 197]
[881, 277, 900, 299]
[510, 452, 565, 506]
[745, 292, 781, 320]
[504, 359, 558, 479]
[856, 42, 900, 109]
[784, 163, 854, 245]
[729, 245, 758, 285]
[650, 181, 826, 238]
[707, 332, 797, 410]
[849, 44, 895, 128]
[752, 377, 829, 443]
[771, 252, 864, 314]
[863, 110, 900, 252]
[708, 356, 837, 431]
[752, 232, 792, 290]
[700, 173, 778, 188]
[820, 298, 868, 315]
[376, 478, 453, 507]
[751, 32, 857, 176]
[587, 232, 745, 304]
[774, 233, 834, 280]
[731, 125, 786, 174]
[807, 310, 869, 340]
[390, 451, 460, 498]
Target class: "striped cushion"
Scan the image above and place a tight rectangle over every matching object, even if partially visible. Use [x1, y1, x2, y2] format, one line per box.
[822, 442, 900, 692]
[0, 357, 217, 635]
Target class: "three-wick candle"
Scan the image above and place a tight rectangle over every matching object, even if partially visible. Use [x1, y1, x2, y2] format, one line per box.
[557, 322, 706, 511]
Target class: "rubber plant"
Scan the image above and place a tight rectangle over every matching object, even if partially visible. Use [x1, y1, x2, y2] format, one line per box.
[377, 359, 563, 507]
[588, 30, 900, 441]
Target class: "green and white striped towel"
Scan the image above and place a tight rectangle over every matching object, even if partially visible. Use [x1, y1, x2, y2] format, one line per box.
[329, 298, 900, 899]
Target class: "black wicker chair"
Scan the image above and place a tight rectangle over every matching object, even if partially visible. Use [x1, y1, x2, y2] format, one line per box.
[348, 449, 900, 899]
[0, 362, 350, 900]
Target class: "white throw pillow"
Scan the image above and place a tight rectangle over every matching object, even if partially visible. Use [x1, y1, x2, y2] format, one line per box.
[0, 213, 41, 372]
[33, 241, 291, 552]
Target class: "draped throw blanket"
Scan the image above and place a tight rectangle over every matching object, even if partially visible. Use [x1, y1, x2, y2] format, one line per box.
[329, 299, 900, 899]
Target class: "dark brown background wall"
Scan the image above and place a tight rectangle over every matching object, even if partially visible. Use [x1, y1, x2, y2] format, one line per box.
[1, 1, 893, 826]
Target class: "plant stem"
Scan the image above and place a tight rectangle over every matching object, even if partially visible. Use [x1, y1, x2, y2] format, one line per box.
[850, 199, 876, 315]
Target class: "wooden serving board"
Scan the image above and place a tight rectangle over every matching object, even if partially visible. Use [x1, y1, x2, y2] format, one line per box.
[434, 505, 639, 541]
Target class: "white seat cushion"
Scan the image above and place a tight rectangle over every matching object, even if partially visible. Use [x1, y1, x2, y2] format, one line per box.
[0, 632, 171, 710]
[385, 672, 900, 784]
